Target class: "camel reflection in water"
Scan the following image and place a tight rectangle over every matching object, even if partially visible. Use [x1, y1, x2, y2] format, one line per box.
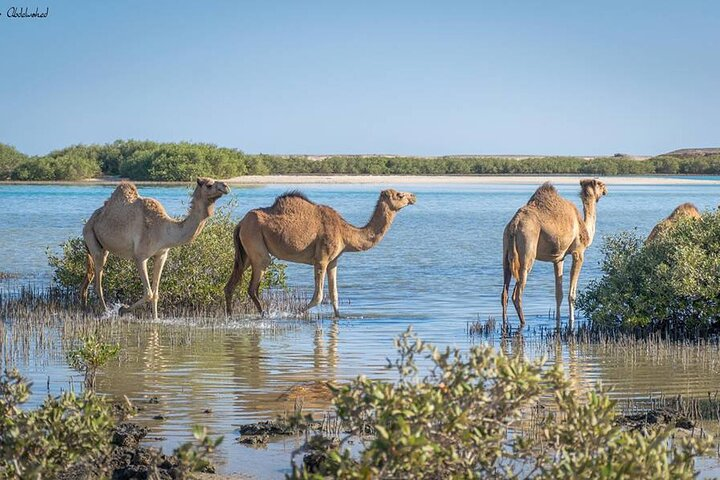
[95, 320, 341, 428]
[228, 320, 339, 418]
[498, 331, 590, 399]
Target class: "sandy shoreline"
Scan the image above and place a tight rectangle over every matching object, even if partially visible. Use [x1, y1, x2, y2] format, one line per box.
[2, 175, 720, 187]
[223, 174, 720, 186]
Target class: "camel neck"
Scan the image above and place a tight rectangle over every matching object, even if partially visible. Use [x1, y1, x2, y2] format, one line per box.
[343, 201, 396, 252]
[582, 196, 597, 245]
[165, 198, 214, 248]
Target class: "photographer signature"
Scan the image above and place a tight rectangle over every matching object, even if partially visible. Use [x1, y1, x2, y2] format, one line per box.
[2, 6, 50, 18]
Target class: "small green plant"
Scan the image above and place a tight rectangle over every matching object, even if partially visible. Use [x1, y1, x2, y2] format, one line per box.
[67, 335, 121, 391]
[173, 425, 224, 474]
[578, 210, 720, 333]
[0, 369, 114, 479]
[289, 328, 710, 479]
[49, 201, 287, 311]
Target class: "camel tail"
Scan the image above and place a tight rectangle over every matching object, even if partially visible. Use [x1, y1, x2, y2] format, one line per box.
[233, 223, 247, 272]
[504, 226, 521, 282]
[224, 223, 247, 316]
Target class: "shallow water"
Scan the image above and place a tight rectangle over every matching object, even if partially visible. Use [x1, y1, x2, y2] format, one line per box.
[2, 180, 720, 478]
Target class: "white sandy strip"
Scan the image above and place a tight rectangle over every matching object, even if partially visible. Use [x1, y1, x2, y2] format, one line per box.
[223, 175, 720, 186]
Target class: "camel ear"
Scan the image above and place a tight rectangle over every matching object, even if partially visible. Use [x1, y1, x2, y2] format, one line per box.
[197, 178, 205, 187]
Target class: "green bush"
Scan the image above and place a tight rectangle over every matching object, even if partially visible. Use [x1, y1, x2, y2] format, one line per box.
[48, 202, 286, 311]
[11, 153, 101, 181]
[290, 329, 709, 479]
[0, 370, 223, 479]
[0, 369, 114, 479]
[174, 425, 224, 474]
[118, 142, 247, 181]
[578, 210, 720, 332]
[0, 143, 28, 180]
[67, 336, 121, 391]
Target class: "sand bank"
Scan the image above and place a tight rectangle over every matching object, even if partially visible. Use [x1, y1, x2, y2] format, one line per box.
[223, 175, 720, 186]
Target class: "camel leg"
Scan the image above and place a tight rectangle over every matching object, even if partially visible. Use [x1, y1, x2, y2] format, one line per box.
[511, 265, 529, 329]
[120, 258, 152, 316]
[80, 252, 94, 310]
[93, 251, 109, 312]
[150, 250, 169, 320]
[568, 251, 584, 330]
[327, 260, 340, 318]
[248, 264, 268, 315]
[304, 262, 328, 313]
[81, 228, 107, 311]
[553, 260, 564, 330]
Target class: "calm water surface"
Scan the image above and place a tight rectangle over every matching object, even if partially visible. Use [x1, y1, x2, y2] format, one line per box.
[2, 181, 720, 478]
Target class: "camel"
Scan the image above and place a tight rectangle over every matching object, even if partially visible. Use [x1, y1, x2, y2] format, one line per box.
[81, 178, 230, 319]
[501, 179, 607, 331]
[224, 189, 416, 317]
[646, 202, 701, 243]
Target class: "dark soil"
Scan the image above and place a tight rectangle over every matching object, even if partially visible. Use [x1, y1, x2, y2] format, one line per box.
[618, 408, 695, 431]
[60, 421, 214, 480]
[237, 419, 300, 437]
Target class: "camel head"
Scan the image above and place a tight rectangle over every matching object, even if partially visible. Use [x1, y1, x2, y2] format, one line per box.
[380, 189, 416, 211]
[580, 179, 607, 203]
[195, 177, 231, 203]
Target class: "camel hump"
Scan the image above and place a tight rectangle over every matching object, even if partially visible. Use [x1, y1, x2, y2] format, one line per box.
[669, 202, 701, 220]
[270, 190, 315, 210]
[140, 198, 170, 219]
[109, 182, 139, 204]
[528, 182, 560, 204]
[527, 182, 561, 209]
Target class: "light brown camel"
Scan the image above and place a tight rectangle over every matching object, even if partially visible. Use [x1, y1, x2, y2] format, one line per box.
[501, 179, 607, 330]
[81, 178, 230, 319]
[646, 202, 701, 243]
[224, 189, 416, 317]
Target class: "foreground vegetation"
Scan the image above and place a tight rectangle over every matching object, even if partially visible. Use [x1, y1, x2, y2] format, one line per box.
[49, 202, 287, 312]
[288, 329, 710, 479]
[2, 140, 720, 181]
[0, 368, 222, 479]
[578, 208, 720, 334]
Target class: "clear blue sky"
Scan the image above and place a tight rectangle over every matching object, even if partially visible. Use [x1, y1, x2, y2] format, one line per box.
[1, 1, 718, 156]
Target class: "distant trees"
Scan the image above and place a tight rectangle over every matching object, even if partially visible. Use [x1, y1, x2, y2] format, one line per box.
[0, 143, 28, 179]
[1, 140, 719, 181]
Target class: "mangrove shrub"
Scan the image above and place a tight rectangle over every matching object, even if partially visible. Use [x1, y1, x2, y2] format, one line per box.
[578, 210, 720, 332]
[290, 329, 709, 479]
[0, 369, 114, 479]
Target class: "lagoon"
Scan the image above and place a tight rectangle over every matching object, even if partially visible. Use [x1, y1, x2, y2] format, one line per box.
[2, 180, 720, 478]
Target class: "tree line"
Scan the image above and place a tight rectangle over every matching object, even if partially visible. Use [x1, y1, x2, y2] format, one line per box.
[1, 140, 719, 181]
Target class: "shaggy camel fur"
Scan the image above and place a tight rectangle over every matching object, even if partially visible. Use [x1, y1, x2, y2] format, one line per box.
[81, 178, 230, 319]
[502, 179, 607, 330]
[224, 189, 416, 317]
[646, 203, 701, 243]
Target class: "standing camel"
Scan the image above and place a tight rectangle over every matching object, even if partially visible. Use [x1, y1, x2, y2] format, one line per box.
[224, 189, 416, 317]
[81, 178, 230, 319]
[501, 179, 607, 330]
[646, 202, 701, 243]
